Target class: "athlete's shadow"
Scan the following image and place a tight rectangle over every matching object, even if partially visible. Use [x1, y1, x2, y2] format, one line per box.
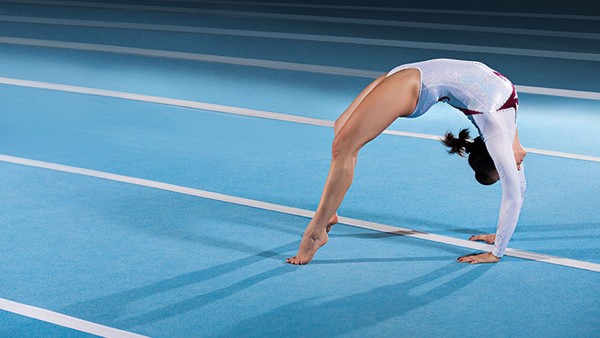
[221, 262, 493, 337]
[323, 228, 469, 264]
[339, 210, 486, 236]
[60, 240, 300, 326]
[312, 255, 460, 264]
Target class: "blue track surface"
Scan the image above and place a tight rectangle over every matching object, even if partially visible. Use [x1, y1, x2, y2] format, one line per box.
[1, 1, 599, 337]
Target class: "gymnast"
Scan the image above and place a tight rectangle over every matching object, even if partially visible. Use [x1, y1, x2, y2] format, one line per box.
[286, 58, 527, 265]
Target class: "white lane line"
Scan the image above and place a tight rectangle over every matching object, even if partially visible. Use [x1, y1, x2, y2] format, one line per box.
[0, 76, 336, 127]
[0, 154, 598, 273]
[524, 148, 600, 162]
[162, 0, 600, 21]
[0, 36, 381, 78]
[0, 298, 148, 338]
[514, 85, 600, 101]
[1, 31, 600, 63]
[3, 36, 600, 85]
[3, 37, 600, 101]
[3, 0, 599, 22]
[1, 76, 599, 163]
[2, 14, 599, 40]
[2, 36, 600, 100]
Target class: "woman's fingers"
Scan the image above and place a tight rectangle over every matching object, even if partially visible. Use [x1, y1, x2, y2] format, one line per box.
[469, 234, 496, 244]
[457, 252, 500, 264]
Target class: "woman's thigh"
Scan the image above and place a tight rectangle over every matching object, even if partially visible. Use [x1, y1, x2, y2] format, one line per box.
[334, 69, 420, 154]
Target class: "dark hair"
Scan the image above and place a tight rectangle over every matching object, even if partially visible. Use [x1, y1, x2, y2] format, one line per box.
[442, 128, 498, 185]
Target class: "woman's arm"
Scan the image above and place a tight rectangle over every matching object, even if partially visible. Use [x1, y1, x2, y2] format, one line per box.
[484, 132, 526, 257]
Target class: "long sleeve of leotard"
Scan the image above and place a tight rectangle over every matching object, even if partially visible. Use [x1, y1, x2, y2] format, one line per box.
[483, 133, 526, 257]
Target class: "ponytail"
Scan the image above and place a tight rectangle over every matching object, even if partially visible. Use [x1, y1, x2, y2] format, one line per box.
[442, 129, 499, 185]
[441, 128, 471, 157]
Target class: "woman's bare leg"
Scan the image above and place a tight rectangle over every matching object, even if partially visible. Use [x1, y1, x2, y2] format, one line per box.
[333, 74, 388, 136]
[326, 75, 388, 232]
[286, 69, 420, 265]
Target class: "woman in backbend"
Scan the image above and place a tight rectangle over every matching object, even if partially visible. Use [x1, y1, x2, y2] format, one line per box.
[286, 58, 527, 265]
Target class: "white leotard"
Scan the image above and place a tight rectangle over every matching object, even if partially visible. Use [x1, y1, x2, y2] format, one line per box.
[388, 58, 526, 257]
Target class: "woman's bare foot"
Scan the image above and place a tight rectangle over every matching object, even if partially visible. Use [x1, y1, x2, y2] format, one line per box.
[469, 234, 496, 244]
[326, 213, 339, 233]
[457, 252, 500, 264]
[286, 231, 329, 265]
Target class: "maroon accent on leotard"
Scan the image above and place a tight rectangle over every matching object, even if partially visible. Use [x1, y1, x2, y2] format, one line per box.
[438, 96, 482, 115]
[494, 71, 519, 111]
[497, 85, 519, 111]
[457, 107, 483, 115]
[493, 71, 508, 80]
[436, 71, 518, 116]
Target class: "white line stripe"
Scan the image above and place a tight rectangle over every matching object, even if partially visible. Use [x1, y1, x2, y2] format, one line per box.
[514, 85, 600, 101]
[2, 14, 599, 40]
[0, 298, 148, 338]
[1, 28, 599, 63]
[2, 36, 600, 100]
[3, 36, 600, 87]
[4, 0, 599, 22]
[0, 0, 182, 12]
[0, 36, 381, 78]
[0, 154, 598, 272]
[161, 0, 600, 21]
[0, 76, 336, 127]
[1, 76, 598, 163]
[2, 37, 600, 101]
[524, 148, 600, 162]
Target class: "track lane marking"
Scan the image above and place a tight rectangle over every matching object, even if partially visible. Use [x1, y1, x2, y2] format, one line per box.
[2, 0, 599, 21]
[0, 154, 598, 272]
[1, 76, 599, 162]
[2, 14, 599, 40]
[3, 33, 600, 63]
[0, 298, 148, 338]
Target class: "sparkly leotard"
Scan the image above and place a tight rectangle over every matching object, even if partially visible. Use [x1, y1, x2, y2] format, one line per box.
[387, 59, 526, 257]
[387, 58, 518, 118]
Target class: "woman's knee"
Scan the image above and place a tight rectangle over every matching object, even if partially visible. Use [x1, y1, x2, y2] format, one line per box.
[333, 118, 343, 135]
[331, 134, 358, 160]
